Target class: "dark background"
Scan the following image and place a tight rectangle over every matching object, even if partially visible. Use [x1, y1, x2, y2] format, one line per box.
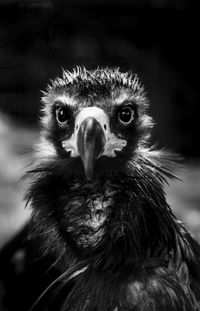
[0, 0, 199, 156]
[0, 0, 200, 254]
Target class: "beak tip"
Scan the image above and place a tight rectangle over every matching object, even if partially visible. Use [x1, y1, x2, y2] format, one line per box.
[85, 168, 93, 181]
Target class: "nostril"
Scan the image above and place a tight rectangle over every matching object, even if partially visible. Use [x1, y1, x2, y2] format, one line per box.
[104, 124, 107, 130]
[76, 124, 79, 130]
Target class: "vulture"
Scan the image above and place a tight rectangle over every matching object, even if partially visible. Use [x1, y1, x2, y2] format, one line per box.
[0, 67, 200, 311]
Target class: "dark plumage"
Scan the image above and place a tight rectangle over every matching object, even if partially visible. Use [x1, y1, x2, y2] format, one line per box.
[1, 67, 200, 311]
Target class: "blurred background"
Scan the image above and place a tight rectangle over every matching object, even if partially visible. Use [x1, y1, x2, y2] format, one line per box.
[0, 0, 200, 252]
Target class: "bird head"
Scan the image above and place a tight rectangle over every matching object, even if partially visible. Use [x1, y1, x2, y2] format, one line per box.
[37, 67, 153, 180]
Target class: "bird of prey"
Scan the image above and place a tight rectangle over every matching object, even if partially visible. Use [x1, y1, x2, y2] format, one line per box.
[1, 67, 200, 311]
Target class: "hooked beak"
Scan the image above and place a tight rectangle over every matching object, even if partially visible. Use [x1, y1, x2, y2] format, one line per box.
[62, 107, 127, 180]
[77, 117, 106, 180]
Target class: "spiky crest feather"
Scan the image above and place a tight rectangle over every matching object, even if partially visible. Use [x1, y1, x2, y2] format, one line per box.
[42, 67, 147, 112]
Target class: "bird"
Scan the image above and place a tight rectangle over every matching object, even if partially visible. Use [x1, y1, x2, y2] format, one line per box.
[1, 67, 200, 311]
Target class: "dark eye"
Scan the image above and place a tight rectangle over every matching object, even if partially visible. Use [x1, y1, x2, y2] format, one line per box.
[118, 106, 135, 125]
[56, 107, 71, 124]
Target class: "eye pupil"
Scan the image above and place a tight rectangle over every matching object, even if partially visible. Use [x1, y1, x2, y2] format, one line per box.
[118, 107, 134, 124]
[56, 107, 69, 123]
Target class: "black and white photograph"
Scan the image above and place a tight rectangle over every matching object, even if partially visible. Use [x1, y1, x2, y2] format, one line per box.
[0, 0, 200, 310]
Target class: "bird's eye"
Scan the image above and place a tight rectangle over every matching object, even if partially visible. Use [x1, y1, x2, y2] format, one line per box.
[118, 106, 135, 125]
[56, 107, 71, 124]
